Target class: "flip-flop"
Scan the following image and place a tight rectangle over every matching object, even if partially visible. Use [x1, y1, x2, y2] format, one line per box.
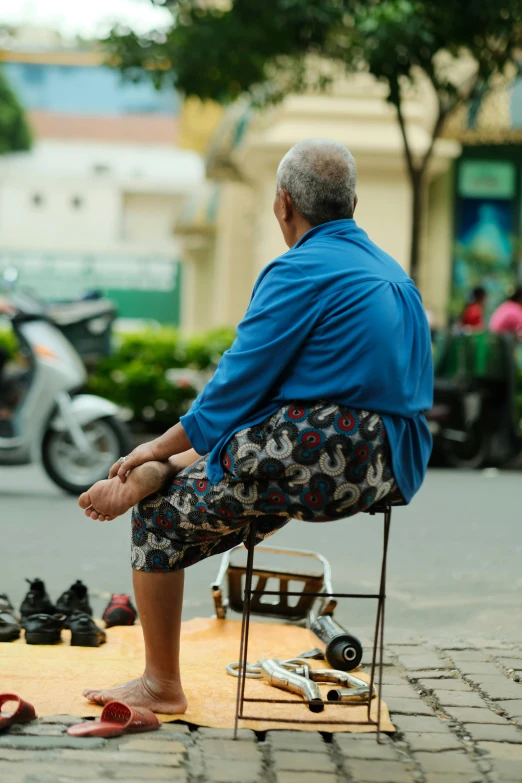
[67, 701, 161, 738]
[0, 694, 37, 732]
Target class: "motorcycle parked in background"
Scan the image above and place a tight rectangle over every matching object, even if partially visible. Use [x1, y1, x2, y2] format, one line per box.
[0, 287, 131, 495]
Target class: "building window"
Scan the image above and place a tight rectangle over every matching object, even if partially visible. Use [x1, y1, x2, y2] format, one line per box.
[71, 196, 84, 210]
[31, 193, 44, 207]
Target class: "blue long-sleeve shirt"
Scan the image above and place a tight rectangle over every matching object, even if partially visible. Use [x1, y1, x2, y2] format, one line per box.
[181, 219, 433, 503]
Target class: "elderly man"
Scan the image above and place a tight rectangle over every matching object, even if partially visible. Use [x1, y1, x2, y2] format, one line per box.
[79, 138, 433, 714]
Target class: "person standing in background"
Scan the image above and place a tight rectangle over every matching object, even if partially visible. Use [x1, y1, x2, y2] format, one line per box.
[490, 287, 522, 338]
[461, 286, 487, 330]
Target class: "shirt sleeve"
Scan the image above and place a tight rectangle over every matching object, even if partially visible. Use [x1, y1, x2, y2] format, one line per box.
[180, 259, 322, 455]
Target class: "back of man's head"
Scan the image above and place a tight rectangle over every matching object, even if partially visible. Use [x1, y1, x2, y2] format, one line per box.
[276, 139, 357, 227]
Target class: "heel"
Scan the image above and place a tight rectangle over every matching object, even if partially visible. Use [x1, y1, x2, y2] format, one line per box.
[71, 633, 104, 648]
[105, 608, 135, 628]
[25, 632, 61, 645]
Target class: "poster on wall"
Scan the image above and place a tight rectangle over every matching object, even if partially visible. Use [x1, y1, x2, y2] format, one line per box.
[452, 160, 516, 321]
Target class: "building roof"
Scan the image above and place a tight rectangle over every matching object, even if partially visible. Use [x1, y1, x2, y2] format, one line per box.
[1, 40, 180, 144]
[206, 101, 251, 179]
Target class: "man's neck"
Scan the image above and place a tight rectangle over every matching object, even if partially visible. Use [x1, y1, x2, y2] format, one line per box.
[289, 219, 314, 247]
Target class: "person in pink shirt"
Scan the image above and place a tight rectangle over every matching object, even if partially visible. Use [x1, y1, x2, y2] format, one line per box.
[490, 287, 522, 337]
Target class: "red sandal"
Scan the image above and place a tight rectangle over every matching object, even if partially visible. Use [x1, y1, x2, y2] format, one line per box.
[67, 701, 161, 738]
[0, 694, 37, 732]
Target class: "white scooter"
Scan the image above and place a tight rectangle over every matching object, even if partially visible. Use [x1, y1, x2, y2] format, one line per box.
[0, 291, 131, 495]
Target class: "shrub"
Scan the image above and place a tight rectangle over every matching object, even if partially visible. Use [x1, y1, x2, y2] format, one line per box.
[87, 326, 235, 431]
[0, 327, 18, 358]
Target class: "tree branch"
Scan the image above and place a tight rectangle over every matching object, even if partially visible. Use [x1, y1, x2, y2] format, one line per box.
[392, 82, 417, 180]
[455, 68, 482, 106]
[418, 65, 481, 178]
[419, 102, 447, 174]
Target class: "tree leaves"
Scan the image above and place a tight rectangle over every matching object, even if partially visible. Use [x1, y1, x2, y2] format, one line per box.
[105, 0, 522, 115]
[0, 69, 32, 155]
[103, 0, 522, 280]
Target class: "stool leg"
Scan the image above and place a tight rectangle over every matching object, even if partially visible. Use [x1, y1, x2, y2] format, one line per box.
[368, 508, 391, 742]
[234, 520, 257, 739]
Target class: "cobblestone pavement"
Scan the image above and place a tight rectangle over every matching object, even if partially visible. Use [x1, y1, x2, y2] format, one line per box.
[2, 640, 522, 782]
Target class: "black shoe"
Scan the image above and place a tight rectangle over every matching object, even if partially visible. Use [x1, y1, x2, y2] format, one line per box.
[24, 613, 66, 645]
[0, 593, 17, 616]
[20, 579, 55, 626]
[0, 595, 21, 642]
[69, 613, 106, 648]
[102, 594, 137, 628]
[56, 581, 92, 624]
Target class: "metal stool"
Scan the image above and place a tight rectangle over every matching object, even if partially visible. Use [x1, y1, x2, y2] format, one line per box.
[233, 502, 392, 740]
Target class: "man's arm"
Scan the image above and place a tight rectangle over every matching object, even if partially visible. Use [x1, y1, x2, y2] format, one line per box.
[111, 260, 321, 481]
[168, 448, 200, 472]
[179, 259, 322, 456]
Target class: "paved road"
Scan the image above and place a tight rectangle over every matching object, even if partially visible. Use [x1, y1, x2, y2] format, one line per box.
[1, 464, 521, 641]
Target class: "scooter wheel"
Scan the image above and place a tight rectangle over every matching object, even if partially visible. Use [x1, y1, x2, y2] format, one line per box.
[42, 415, 131, 495]
[444, 423, 490, 469]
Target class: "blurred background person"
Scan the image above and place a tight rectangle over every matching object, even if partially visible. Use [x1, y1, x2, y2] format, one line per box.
[461, 286, 487, 331]
[490, 287, 522, 338]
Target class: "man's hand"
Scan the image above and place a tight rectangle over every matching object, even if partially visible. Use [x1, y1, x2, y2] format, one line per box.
[109, 440, 162, 483]
[109, 422, 193, 483]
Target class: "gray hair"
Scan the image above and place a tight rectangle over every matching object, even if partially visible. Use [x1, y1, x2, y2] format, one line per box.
[276, 139, 357, 226]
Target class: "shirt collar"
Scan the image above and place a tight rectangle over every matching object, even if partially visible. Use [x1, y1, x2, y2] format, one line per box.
[293, 219, 356, 249]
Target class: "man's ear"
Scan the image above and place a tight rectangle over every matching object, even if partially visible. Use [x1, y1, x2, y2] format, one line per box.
[280, 189, 293, 222]
[352, 194, 358, 215]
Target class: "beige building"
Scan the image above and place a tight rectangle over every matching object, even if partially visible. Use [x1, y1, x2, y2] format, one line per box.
[0, 140, 203, 308]
[0, 36, 203, 323]
[178, 71, 522, 332]
[5, 32, 520, 330]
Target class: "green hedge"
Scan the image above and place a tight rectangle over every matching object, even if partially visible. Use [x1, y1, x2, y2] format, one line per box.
[87, 327, 235, 431]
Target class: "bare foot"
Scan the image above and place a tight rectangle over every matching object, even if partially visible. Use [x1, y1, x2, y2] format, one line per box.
[83, 674, 188, 715]
[78, 461, 172, 522]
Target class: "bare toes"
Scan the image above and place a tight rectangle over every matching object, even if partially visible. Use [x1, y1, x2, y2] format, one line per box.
[85, 690, 111, 705]
[78, 491, 91, 509]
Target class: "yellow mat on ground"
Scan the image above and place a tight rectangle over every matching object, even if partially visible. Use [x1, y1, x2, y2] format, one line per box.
[0, 618, 394, 732]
